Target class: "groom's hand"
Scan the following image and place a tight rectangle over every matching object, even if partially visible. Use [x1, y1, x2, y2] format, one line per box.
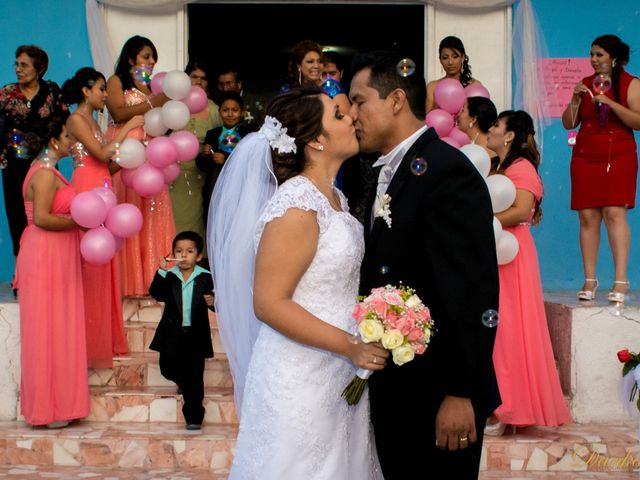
[435, 395, 477, 451]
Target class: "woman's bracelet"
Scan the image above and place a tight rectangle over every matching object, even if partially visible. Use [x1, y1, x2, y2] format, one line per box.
[112, 142, 121, 163]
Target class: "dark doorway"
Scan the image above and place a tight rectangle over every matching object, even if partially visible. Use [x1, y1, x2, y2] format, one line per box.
[187, 2, 424, 101]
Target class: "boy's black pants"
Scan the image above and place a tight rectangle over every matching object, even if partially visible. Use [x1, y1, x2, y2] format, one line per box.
[158, 328, 206, 425]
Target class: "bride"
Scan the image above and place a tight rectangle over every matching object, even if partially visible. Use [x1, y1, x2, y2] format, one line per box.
[209, 86, 387, 479]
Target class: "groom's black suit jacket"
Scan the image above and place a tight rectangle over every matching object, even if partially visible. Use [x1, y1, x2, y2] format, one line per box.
[360, 128, 501, 479]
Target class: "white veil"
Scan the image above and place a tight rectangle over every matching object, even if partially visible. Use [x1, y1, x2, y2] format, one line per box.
[207, 131, 278, 416]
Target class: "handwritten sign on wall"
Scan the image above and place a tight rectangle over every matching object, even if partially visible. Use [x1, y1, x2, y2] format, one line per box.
[539, 58, 593, 117]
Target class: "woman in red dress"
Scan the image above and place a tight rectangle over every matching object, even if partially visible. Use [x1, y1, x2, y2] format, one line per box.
[562, 34, 640, 304]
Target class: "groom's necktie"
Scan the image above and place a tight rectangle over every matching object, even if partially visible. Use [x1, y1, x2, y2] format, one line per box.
[371, 164, 394, 230]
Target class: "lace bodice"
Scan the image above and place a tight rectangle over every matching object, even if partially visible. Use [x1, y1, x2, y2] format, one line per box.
[255, 176, 364, 331]
[231, 176, 380, 479]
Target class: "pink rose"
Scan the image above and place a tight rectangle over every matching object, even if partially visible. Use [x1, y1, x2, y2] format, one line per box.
[384, 311, 399, 328]
[414, 343, 427, 355]
[369, 297, 388, 317]
[352, 303, 367, 324]
[384, 291, 404, 306]
[395, 316, 413, 336]
[407, 328, 423, 342]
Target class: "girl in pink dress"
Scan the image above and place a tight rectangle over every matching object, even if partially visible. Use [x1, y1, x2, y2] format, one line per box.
[14, 114, 89, 427]
[105, 35, 174, 297]
[62, 67, 144, 367]
[485, 110, 572, 434]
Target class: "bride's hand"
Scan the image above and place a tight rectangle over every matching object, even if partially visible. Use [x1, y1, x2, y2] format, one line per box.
[347, 335, 389, 370]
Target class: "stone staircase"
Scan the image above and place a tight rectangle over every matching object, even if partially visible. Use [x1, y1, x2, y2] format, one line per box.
[0, 293, 637, 478]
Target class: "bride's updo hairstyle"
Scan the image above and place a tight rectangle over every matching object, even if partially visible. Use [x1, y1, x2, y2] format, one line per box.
[265, 86, 325, 184]
[61, 67, 105, 106]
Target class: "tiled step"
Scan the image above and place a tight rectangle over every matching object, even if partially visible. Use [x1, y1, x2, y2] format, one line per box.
[123, 297, 218, 327]
[0, 420, 236, 474]
[481, 423, 639, 474]
[0, 465, 229, 479]
[125, 321, 225, 354]
[0, 421, 636, 478]
[87, 386, 237, 425]
[89, 353, 233, 388]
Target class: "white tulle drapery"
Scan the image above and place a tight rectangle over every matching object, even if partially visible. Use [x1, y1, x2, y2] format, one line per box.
[512, 0, 550, 155]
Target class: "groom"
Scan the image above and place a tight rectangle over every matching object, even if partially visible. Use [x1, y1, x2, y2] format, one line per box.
[350, 51, 501, 479]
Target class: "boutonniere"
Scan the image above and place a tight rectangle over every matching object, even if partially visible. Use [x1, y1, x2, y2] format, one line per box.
[375, 193, 392, 228]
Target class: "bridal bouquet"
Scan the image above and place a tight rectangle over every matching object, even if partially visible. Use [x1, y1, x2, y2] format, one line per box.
[342, 284, 435, 405]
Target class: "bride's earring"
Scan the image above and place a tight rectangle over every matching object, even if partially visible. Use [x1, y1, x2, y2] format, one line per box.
[612, 59, 617, 68]
[469, 121, 474, 129]
[298, 69, 302, 85]
[318, 145, 324, 151]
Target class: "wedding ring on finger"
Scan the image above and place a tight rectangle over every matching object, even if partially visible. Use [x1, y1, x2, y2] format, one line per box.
[372, 356, 377, 364]
[459, 435, 469, 444]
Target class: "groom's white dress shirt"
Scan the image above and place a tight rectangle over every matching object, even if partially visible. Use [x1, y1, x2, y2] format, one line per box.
[371, 125, 428, 230]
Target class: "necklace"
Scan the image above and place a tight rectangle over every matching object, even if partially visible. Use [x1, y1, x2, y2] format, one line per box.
[301, 174, 341, 210]
[34, 147, 59, 169]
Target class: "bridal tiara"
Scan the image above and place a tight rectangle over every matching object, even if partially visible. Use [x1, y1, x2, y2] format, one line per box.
[259, 116, 297, 154]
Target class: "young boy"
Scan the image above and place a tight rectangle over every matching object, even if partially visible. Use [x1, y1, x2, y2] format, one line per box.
[149, 231, 214, 430]
[196, 91, 257, 226]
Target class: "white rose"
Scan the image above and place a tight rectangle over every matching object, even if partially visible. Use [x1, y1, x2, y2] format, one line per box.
[381, 329, 404, 350]
[405, 294, 422, 309]
[423, 328, 431, 342]
[358, 319, 384, 343]
[392, 344, 416, 366]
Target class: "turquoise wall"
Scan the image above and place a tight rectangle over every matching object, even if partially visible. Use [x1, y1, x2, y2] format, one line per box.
[0, 0, 639, 292]
[0, 0, 91, 282]
[530, 0, 640, 290]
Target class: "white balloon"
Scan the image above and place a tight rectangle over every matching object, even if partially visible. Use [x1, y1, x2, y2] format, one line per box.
[496, 230, 519, 265]
[459, 144, 491, 178]
[492, 216, 503, 240]
[161, 100, 191, 130]
[485, 174, 516, 213]
[162, 70, 192, 100]
[117, 138, 146, 169]
[144, 107, 168, 137]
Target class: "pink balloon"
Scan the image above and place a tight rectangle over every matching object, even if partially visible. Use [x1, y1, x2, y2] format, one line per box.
[132, 162, 165, 198]
[169, 130, 200, 162]
[425, 109, 455, 137]
[120, 167, 137, 188]
[448, 126, 471, 146]
[91, 187, 118, 211]
[146, 136, 178, 168]
[441, 136, 461, 149]
[80, 227, 116, 265]
[465, 83, 491, 99]
[434, 78, 466, 114]
[150, 72, 166, 96]
[71, 191, 108, 229]
[163, 162, 180, 183]
[181, 85, 208, 114]
[105, 203, 143, 238]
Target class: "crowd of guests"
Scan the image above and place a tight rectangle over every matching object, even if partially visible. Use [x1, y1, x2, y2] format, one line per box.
[0, 33, 637, 463]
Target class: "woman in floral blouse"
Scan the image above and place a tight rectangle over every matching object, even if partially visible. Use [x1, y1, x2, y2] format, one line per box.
[0, 45, 67, 259]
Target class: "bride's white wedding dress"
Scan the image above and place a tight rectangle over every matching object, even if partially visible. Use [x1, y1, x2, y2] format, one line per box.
[229, 176, 382, 480]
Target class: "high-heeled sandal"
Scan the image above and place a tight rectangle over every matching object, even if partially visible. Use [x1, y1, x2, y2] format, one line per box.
[577, 278, 599, 301]
[608, 280, 629, 304]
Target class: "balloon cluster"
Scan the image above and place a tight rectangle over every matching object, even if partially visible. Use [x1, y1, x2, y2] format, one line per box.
[116, 70, 207, 198]
[71, 185, 143, 265]
[426, 79, 491, 148]
[458, 145, 519, 265]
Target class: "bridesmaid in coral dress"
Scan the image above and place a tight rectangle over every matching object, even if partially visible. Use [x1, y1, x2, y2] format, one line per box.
[14, 114, 89, 428]
[105, 36, 174, 297]
[62, 67, 144, 367]
[485, 110, 572, 434]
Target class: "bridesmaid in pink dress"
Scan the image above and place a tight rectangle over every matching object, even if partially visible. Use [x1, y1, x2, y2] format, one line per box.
[62, 67, 144, 367]
[105, 35, 174, 297]
[14, 115, 89, 428]
[485, 110, 571, 434]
